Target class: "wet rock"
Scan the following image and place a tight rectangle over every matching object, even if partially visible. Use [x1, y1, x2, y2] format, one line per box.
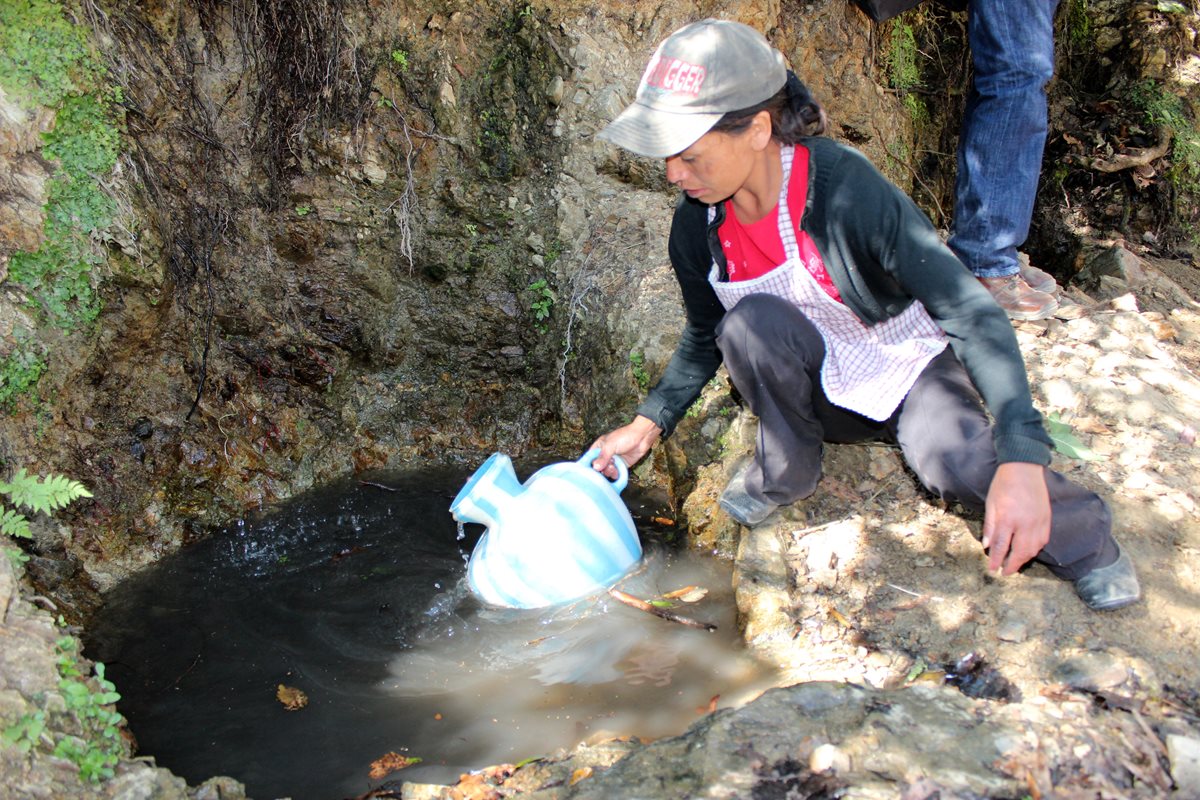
[191, 776, 249, 800]
[944, 652, 1022, 703]
[107, 764, 189, 799]
[561, 682, 1021, 799]
[733, 527, 793, 658]
[132, 417, 154, 440]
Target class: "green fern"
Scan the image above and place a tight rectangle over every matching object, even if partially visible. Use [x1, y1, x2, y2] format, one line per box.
[1, 469, 91, 552]
[1, 508, 33, 539]
[0, 468, 93, 514]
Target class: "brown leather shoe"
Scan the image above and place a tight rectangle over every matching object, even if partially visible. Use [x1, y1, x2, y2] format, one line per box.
[977, 274, 1059, 321]
[1018, 259, 1058, 294]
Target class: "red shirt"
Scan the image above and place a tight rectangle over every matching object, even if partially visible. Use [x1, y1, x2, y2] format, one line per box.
[718, 145, 842, 302]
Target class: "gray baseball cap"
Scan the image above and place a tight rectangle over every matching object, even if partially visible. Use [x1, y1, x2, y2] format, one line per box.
[597, 19, 787, 158]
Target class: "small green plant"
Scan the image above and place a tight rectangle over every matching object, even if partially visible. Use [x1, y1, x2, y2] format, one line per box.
[884, 18, 928, 132]
[51, 638, 125, 782]
[391, 48, 410, 71]
[6, 90, 119, 330]
[2, 710, 47, 752]
[2, 634, 124, 784]
[544, 239, 563, 267]
[294, 204, 313, 216]
[902, 92, 929, 128]
[465, 222, 478, 237]
[1, 468, 92, 559]
[0, 0, 123, 402]
[629, 350, 651, 393]
[885, 19, 921, 95]
[0, 335, 48, 409]
[0, 1, 98, 107]
[1130, 79, 1200, 183]
[1128, 78, 1200, 241]
[1064, 0, 1093, 50]
[527, 279, 555, 333]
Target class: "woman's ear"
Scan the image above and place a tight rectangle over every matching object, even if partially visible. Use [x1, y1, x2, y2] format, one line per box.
[749, 110, 774, 151]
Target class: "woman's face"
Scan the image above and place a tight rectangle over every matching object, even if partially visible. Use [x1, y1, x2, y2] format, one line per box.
[664, 115, 769, 205]
[665, 131, 754, 204]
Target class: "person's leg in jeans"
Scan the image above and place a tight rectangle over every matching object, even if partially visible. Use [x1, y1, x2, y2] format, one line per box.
[890, 348, 1120, 581]
[715, 293, 883, 507]
[949, 0, 1059, 320]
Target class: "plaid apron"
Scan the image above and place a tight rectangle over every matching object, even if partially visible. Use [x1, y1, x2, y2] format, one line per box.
[708, 145, 948, 421]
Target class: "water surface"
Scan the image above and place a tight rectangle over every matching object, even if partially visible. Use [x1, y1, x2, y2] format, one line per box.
[86, 464, 774, 800]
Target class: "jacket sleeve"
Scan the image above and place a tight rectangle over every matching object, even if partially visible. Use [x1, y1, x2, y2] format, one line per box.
[819, 145, 1053, 465]
[635, 197, 725, 437]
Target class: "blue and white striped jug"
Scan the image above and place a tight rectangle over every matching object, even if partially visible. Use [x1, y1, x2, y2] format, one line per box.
[450, 449, 643, 608]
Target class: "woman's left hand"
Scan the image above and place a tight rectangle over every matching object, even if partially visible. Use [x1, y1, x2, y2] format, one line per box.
[982, 462, 1052, 576]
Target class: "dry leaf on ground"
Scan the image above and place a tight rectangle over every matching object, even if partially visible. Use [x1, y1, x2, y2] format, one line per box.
[368, 751, 422, 780]
[275, 684, 308, 711]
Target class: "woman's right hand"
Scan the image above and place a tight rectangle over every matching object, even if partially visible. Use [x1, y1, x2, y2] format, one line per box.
[589, 415, 663, 480]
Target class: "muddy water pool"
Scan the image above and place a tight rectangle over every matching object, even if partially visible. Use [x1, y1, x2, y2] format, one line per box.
[85, 464, 775, 800]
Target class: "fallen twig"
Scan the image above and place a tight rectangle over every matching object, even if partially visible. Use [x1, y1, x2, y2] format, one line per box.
[1071, 128, 1172, 173]
[608, 588, 717, 632]
[886, 583, 943, 603]
[358, 480, 399, 492]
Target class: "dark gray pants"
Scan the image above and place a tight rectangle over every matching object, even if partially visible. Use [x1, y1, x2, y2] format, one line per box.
[716, 293, 1116, 581]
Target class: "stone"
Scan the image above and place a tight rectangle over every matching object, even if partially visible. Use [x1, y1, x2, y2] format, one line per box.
[734, 527, 794, 657]
[107, 764, 189, 799]
[0, 557, 13, 622]
[996, 617, 1029, 644]
[1167, 734, 1200, 796]
[1095, 26, 1123, 52]
[558, 682, 1021, 799]
[795, 518, 864, 588]
[810, 743, 851, 773]
[1079, 245, 1149, 290]
[401, 783, 453, 799]
[191, 776, 249, 800]
[362, 159, 388, 185]
[0, 688, 27, 726]
[1051, 652, 1129, 691]
[548, 75, 565, 105]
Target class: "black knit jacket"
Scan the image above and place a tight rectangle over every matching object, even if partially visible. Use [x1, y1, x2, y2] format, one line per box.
[635, 136, 1053, 466]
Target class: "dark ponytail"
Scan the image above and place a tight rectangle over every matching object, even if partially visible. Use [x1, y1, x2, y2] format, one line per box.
[711, 70, 827, 142]
[782, 71, 827, 138]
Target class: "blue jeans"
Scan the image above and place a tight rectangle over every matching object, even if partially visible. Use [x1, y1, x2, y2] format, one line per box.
[948, 0, 1060, 279]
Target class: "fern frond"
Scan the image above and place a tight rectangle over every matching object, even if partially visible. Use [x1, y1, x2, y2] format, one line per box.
[1, 508, 32, 539]
[1, 469, 93, 515]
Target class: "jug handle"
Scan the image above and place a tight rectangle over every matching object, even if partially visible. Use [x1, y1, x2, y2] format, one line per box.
[579, 448, 628, 494]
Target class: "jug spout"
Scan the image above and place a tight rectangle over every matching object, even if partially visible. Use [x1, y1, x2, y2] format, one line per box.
[449, 452, 523, 529]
